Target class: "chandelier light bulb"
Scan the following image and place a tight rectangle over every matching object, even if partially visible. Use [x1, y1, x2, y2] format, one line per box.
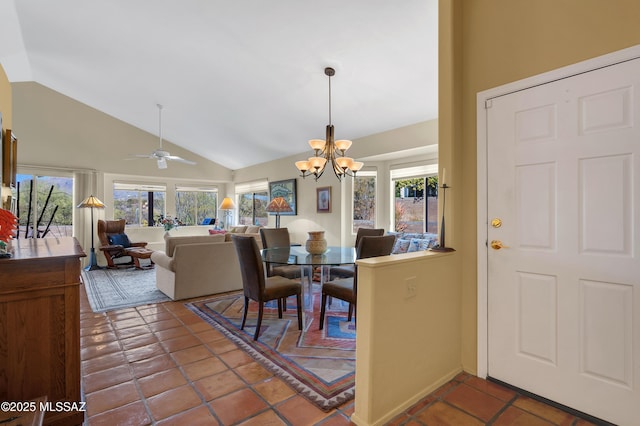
[350, 161, 364, 172]
[335, 139, 352, 152]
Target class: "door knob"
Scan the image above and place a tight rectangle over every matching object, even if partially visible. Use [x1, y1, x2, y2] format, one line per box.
[490, 240, 509, 250]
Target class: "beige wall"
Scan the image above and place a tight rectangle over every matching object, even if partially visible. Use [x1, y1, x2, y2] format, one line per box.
[448, 0, 640, 373]
[12, 82, 233, 182]
[233, 120, 438, 246]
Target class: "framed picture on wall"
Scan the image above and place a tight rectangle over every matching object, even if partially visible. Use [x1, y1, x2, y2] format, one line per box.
[316, 186, 331, 213]
[269, 179, 297, 215]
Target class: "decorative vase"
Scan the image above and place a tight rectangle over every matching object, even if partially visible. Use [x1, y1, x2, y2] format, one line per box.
[305, 231, 327, 255]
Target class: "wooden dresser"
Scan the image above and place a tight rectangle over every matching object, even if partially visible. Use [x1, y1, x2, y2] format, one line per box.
[0, 237, 85, 426]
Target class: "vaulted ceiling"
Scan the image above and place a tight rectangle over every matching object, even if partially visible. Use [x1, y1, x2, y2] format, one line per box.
[0, 0, 438, 170]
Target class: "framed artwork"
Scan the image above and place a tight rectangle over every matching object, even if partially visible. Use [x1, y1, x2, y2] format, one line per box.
[269, 179, 297, 215]
[316, 186, 331, 213]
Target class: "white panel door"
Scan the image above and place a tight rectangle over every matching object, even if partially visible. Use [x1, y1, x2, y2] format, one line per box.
[487, 58, 640, 425]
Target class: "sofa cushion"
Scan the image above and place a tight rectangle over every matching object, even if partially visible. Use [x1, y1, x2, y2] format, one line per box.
[165, 234, 225, 257]
[245, 225, 261, 234]
[108, 233, 131, 248]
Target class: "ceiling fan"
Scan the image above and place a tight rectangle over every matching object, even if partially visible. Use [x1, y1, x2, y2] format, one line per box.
[129, 104, 196, 169]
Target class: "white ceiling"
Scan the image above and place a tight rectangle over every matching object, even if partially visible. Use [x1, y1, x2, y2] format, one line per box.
[0, 0, 438, 170]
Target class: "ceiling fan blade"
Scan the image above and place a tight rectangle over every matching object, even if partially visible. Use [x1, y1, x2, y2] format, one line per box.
[126, 154, 154, 160]
[166, 156, 197, 165]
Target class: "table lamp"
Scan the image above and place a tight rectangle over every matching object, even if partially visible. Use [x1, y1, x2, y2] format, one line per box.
[265, 196, 292, 228]
[77, 195, 106, 270]
[218, 197, 236, 229]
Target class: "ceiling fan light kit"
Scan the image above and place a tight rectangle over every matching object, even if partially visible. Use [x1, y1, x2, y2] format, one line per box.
[130, 104, 196, 169]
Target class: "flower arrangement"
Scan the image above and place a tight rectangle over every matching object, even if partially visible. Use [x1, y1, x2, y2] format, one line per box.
[157, 215, 182, 232]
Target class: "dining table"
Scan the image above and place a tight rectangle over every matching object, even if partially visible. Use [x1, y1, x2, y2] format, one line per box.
[261, 245, 356, 315]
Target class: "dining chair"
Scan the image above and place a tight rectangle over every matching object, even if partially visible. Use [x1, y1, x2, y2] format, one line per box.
[232, 235, 303, 340]
[330, 228, 385, 279]
[319, 234, 395, 330]
[260, 228, 312, 286]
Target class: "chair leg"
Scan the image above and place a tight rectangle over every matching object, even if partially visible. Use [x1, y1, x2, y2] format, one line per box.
[348, 303, 354, 322]
[319, 293, 328, 330]
[241, 297, 249, 330]
[296, 293, 303, 330]
[254, 303, 264, 340]
[277, 298, 283, 318]
[282, 296, 287, 312]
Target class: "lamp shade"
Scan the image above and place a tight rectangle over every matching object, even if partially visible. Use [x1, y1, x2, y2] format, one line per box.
[77, 195, 105, 209]
[266, 197, 292, 213]
[219, 197, 236, 210]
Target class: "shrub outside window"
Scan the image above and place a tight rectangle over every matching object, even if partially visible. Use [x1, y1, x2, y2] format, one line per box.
[175, 186, 218, 226]
[353, 171, 376, 233]
[113, 182, 166, 226]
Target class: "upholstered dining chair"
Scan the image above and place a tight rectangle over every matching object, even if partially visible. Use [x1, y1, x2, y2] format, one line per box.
[232, 234, 303, 341]
[330, 228, 385, 279]
[97, 219, 148, 268]
[260, 228, 312, 286]
[319, 234, 395, 330]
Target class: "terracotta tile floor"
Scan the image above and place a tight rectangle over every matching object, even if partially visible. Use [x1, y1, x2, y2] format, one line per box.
[79, 283, 598, 425]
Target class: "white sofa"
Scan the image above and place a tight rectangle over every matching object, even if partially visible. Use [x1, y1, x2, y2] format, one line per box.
[151, 234, 243, 300]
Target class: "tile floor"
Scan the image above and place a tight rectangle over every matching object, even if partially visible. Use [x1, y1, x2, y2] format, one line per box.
[80, 283, 598, 426]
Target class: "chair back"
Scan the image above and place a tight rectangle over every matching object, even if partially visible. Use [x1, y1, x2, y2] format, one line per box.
[259, 227, 291, 249]
[354, 228, 384, 248]
[232, 234, 266, 301]
[356, 234, 396, 260]
[97, 219, 126, 247]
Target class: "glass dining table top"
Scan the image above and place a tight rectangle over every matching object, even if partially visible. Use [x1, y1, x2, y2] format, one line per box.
[261, 246, 356, 266]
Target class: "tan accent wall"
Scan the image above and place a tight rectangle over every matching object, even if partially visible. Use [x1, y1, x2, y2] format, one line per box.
[0, 65, 11, 129]
[447, 0, 640, 373]
[353, 251, 461, 425]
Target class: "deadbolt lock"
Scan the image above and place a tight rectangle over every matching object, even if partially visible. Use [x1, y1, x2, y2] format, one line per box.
[491, 218, 502, 228]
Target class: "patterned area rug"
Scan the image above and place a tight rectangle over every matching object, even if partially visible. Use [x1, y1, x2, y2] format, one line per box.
[82, 267, 170, 313]
[186, 284, 356, 411]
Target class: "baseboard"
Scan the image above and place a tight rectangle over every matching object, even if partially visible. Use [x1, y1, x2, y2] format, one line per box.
[350, 366, 463, 426]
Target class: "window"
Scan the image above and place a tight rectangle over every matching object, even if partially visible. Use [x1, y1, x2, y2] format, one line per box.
[113, 182, 166, 226]
[175, 186, 218, 226]
[16, 173, 74, 238]
[353, 171, 377, 233]
[391, 165, 438, 233]
[235, 180, 268, 226]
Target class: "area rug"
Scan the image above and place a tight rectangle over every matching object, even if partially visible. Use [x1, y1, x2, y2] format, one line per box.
[82, 267, 170, 313]
[186, 284, 356, 411]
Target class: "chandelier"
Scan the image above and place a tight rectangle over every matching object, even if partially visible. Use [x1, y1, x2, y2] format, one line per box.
[295, 67, 364, 181]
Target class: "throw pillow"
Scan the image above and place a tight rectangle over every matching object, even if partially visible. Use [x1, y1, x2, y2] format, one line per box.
[108, 233, 131, 248]
[392, 238, 410, 254]
[230, 225, 248, 233]
[209, 229, 226, 235]
[408, 238, 431, 252]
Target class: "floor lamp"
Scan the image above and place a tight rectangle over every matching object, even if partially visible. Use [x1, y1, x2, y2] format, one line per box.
[77, 195, 105, 271]
[266, 196, 292, 228]
[218, 197, 236, 229]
